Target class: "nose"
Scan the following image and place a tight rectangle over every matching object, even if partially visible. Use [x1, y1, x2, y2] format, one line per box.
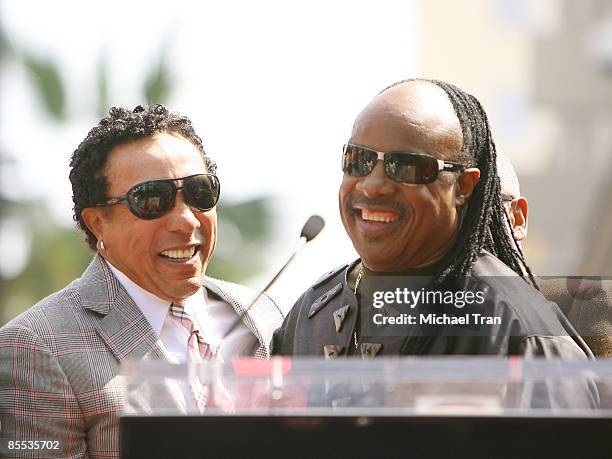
[354, 161, 396, 198]
[165, 191, 201, 234]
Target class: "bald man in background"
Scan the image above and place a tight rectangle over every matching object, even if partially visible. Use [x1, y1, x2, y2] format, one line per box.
[497, 154, 612, 359]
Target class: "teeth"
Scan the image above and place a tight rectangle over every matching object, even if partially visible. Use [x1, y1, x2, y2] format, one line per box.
[161, 247, 196, 259]
[361, 209, 399, 223]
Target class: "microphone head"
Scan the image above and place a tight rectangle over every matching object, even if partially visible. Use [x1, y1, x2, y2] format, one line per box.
[300, 215, 325, 242]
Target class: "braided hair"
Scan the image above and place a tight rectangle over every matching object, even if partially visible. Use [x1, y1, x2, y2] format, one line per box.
[380, 79, 537, 289]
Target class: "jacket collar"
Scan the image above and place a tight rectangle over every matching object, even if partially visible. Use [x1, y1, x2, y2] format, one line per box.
[77, 254, 169, 362]
[204, 277, 274, 358]
[77, 255, 277, 360]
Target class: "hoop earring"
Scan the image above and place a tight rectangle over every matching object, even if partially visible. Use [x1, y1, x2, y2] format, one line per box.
[97, 239, 106, 253]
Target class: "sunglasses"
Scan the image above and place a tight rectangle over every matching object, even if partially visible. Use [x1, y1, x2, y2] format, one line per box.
[342, 144, 466, 184]
[95, 173, 220, 220]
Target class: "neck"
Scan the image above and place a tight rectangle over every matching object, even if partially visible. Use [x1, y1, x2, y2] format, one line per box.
[362, 257, 445, 276]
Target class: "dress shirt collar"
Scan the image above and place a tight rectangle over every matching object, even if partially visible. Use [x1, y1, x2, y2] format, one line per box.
[105, 260, 206, 337]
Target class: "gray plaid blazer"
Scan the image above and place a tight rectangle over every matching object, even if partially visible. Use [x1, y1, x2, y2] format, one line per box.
[0, 255, 284, 459]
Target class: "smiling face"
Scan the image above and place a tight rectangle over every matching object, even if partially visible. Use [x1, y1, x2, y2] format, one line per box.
[82, 132, 217, 302]
[340, 81, 479, 272]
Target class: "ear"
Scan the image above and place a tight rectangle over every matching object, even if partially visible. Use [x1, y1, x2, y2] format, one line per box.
[511, 197, 528, 241]
[454, 168, 480, 206]
[81, 207, 108, 242]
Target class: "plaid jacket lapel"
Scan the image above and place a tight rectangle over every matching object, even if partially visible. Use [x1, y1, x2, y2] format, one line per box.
[77, 255, 169, 362]
[204, 277, 284, 359]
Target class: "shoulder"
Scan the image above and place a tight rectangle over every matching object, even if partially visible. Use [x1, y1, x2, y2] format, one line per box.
[204, 276, 285, 318]
[538, 277, 612, 357]
[469, 252, 583, 342]
[311, 262, 352, 290]
[277, 262, 354, 330]
[470, 251, 520, 278]
[272, 261, 354, 356]
[469, 251, 539, 301]
[0, 281, 87, 375]
[1, 279, 82, 343]
[291, 261, 353, 314]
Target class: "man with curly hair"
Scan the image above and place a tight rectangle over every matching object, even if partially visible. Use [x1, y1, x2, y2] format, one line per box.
[0, 105, 284, 458]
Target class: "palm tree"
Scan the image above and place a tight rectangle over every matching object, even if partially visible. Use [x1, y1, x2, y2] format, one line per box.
[0, 31, 274, 324]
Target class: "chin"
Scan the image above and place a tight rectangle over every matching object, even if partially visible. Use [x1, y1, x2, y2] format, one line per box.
[170, 281, 202, 301]
[185, 278, 203, 294]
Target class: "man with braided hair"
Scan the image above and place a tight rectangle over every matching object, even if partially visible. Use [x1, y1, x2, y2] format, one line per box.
[273, 79, 592, 362]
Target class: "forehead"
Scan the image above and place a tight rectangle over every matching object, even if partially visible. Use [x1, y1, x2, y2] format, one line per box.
[497, 153, 520, 198]
[105, 132, 207, 192]
[349, 82, 462, 160]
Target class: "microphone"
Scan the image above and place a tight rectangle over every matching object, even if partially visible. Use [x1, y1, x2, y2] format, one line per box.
[218, 215, 325, 349]
[300, 215, 324, 242]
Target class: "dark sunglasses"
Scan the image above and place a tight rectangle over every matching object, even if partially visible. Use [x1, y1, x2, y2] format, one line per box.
[342, 144, 466, 184]
[95, 173, 220, 220]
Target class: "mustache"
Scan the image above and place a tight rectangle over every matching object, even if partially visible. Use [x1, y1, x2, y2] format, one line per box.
[344, 195, 407, 217]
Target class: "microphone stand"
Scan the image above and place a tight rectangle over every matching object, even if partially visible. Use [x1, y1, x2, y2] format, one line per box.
[217, 215, 324, 355]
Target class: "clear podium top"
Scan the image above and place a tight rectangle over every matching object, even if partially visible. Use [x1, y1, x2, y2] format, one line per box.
[121, 357, 612, 417]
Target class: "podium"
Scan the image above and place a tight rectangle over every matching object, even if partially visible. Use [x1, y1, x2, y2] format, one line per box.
[120, 358, 612, 458]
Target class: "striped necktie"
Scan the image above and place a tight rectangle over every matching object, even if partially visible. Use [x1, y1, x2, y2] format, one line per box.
[169, 302, 214, 361]
[169, 302, 214, 412]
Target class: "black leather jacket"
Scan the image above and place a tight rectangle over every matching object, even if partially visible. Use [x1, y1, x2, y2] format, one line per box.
[272, 252, 593, 360]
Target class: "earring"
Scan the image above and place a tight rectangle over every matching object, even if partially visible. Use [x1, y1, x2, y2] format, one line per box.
[97, 239, 106, 252]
